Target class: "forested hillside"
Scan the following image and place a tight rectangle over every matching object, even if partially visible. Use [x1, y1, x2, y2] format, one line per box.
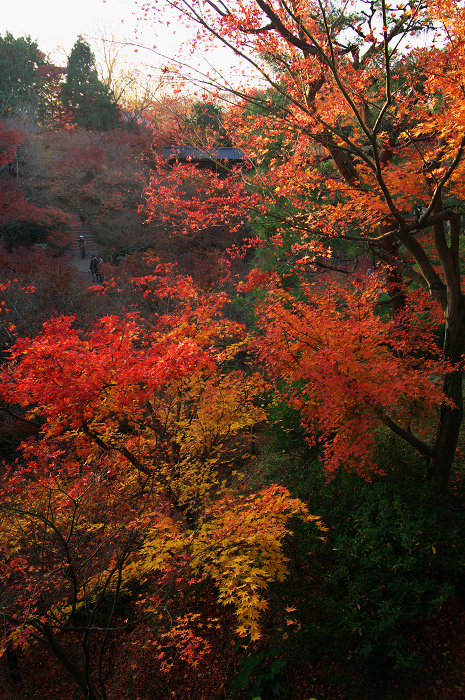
[2, 2, 465, 697]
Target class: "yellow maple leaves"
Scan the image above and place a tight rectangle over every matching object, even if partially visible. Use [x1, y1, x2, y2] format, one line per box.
[0, 275, 323, 662]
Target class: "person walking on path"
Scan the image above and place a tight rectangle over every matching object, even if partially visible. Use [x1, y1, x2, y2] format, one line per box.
[78, 236, 86, 260]
[90, 255, 98, 281]
[96, 255, 104, 282]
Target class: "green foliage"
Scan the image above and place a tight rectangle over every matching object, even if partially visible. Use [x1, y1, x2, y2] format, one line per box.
[239, 87, 289, 166]
[324, 480, 461, 668]
[188, 101, 231, 145]
[265, 394, 310, 455]
[230, 646, 288, 699]
[62, 38, 120, 131]
[244, 430, 465, 696]
[1, 220, 49, 251]
[0, 32, 46, 116]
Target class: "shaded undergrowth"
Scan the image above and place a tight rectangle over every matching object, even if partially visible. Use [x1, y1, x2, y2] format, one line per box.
[233, 408, 465, 700]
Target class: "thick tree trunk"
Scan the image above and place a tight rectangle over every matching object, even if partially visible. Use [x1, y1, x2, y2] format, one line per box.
[39, 624, 103, 700]
[6, 643, 21, 683]
[382, 237, 407, 317]
[427, 297, 465, 490]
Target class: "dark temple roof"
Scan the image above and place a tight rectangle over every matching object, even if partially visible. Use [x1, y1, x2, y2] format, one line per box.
[163, 146, 247, 161]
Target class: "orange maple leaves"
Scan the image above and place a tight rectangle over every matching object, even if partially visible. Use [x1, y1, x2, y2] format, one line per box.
[247, 271, 444, 476]
[0, 268, 319, 670]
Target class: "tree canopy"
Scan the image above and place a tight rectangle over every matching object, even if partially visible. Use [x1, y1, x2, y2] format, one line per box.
[0, 32, 46, 116]
[61, 38, 120, 131]
[2, 3, 465, 696]
[143, 0, 465, 489]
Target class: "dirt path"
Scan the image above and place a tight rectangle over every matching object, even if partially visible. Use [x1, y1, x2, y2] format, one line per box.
[66, 214, 100, 278]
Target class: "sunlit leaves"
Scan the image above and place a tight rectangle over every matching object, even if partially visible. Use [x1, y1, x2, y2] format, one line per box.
[0, 268, 316, 673]
[249, 272, 444, 476]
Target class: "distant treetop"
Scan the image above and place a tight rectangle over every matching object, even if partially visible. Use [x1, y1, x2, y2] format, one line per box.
[61, 38, 121, 131]
[0, 32, 46, 116]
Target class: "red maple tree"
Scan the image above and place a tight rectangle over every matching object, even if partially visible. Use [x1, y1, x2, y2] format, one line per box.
[0, 265, 323, 699]
[141, 0, 465, 488]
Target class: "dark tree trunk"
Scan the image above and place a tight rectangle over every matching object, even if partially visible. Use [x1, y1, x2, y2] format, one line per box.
[427, 297, 465, 490]
[382, 237, 407, 317]
[39, 624, 103, 700]
[6, 643, 21, 683]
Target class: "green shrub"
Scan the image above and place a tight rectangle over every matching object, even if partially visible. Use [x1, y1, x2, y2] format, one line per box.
[324, 479, 462, 669]
[265, 395, 311, 455]
[229, 646, 289, 699]
[245, 432, 465, 696]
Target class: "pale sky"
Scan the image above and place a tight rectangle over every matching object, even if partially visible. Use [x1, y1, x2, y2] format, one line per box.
[2, 0, 143, 54]
[1, 0, 250, 92]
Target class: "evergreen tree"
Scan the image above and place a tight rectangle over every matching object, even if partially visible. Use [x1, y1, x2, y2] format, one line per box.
[62, 38, 120, 131]
[0, 32, 45, 116]
[188, 101, 231, 145]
